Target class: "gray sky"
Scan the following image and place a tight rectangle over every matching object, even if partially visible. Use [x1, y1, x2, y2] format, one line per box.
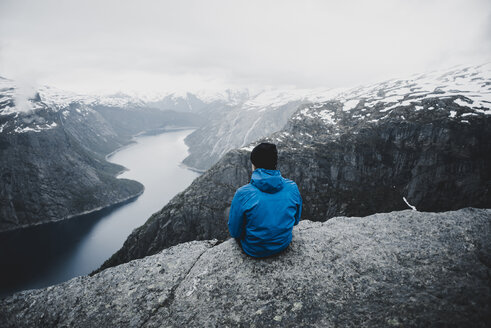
[1, 0, 490, 95]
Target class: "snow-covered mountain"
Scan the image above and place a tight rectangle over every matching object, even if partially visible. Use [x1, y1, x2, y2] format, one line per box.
[166, 87, 342, 170]
[98, 63, 491, 272]
[2, 62, 490, 164]
[0, 77, 340, 170]
[170, 63, 491, 170]
[0, 77, 145, 135]
[0, 78, 202, 231]
[2, 62, 490, 232]
[288, 63, 490, 132]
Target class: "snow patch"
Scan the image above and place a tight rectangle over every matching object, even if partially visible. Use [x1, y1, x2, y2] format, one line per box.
[454, 98, 471, 107]
[342, 99, 359, 112]
[0, 122, 7, 133]
[299, 107, 315, 119]
[473, 107, 491, 115]
[380, 94, 405, 104]
[318, 109, 336, 125]
[240, 145, 255, 151]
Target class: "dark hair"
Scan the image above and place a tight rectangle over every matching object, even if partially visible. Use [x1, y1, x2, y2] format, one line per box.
[250, 143, 278, 170]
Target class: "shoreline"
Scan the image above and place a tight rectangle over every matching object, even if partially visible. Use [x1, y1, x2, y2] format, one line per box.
[106, 125, 199, 162]
[178, 162, 206, 174]
[1, 125, 199, 234]
[0, 190, 144, 234]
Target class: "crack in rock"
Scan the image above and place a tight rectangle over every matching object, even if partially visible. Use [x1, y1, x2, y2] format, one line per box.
[140, 240, 219, 327]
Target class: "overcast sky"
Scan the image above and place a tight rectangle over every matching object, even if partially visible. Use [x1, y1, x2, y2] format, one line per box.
[0, 0, 490, 95]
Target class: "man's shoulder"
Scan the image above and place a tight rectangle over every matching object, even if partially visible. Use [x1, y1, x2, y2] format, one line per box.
[280, 177, 301, 198]
[236, 183, 258, 195]
[234, 184, 259, 206]
[281, 177, 299, 189]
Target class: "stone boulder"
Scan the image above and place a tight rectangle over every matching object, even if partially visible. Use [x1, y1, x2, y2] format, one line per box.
[1, 208, 489, 327]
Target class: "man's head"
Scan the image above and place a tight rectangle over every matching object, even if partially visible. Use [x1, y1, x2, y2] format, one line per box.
[250, 143, 278, 170]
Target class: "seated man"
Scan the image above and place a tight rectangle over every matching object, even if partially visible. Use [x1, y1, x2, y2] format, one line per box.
[228, 142, 302, 258]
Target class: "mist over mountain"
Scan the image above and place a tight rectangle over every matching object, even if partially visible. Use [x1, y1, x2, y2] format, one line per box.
[0, 77, 202, 231]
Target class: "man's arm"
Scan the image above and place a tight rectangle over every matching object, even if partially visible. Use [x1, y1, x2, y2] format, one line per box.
[228, 191, 245, 238]
[294, 187, 302, 226]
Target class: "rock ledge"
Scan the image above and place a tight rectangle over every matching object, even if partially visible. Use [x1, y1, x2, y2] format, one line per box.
[1, 208, 489, 327]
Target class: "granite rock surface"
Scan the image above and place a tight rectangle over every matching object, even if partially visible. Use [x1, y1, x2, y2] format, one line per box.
[2, 209, 490, 327]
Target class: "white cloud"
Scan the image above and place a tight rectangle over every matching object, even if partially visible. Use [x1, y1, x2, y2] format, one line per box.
[0, 0, 490, 94]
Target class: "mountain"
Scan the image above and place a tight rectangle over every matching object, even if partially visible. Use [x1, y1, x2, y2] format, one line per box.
[0, 78, 202, 231]
[136, 86, 340, 171]
[96, 63, 491, 271]
[181, 93, 306, 171]
[182, 64, 491, 170]
[2, 209, 489, 327]
[180, 88, 341, 171]
[151, 64, 491, 172]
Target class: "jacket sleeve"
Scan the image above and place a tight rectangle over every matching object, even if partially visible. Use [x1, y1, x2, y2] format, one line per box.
[228, 191, 245, 238]
[294, 186, 302, 226]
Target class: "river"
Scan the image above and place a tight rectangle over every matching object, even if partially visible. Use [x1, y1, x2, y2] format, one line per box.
[0, 129, 199, 297]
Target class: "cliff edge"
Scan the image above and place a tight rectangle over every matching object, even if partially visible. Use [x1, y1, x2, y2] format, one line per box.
[1, 208, 489, 327]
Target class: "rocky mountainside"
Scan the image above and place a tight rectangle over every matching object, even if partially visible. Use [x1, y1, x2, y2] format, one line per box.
[2, 209, 489, 327]
[5, 81, 342, 172]
[177, 88, 342, 171]
[169, 64, 491, 171]
[182, 96, 305, 171]
[0, 78, 201, 231]
[97, 64, 491, 271]
[141, 87, 340, 171]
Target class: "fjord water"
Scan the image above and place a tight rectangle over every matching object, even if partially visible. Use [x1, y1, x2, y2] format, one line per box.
[0, 129, 199, 297]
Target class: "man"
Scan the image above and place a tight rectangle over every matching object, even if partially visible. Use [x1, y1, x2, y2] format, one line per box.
[228, 142, 302, 258]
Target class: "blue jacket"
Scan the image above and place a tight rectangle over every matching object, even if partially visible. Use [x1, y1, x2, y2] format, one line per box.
[228, 168, 302, 257]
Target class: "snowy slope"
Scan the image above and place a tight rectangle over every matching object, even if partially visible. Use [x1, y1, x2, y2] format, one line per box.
[2, 62, 489, 138]
[0, 77, 151, 134]
[39, 86, 146, 110]
[289, 63, 490, 130]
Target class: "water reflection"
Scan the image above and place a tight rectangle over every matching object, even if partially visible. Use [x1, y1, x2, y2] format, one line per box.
[0, 129, 199, 297]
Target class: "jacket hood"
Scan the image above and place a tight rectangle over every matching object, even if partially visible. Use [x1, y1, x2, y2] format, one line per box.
[251, 168, 284, 194]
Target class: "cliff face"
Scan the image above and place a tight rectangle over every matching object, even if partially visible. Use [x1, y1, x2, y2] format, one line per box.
[276, 98, 491, 220]
[182, 99, 304, 171]
[145, 89, 308, 171]
[98, 65, 491, 271]
[181, 64, 491, 173]
[0, 123, 143, 231]
[2, 209, 490, 327]
[0, 80, 201, 231]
